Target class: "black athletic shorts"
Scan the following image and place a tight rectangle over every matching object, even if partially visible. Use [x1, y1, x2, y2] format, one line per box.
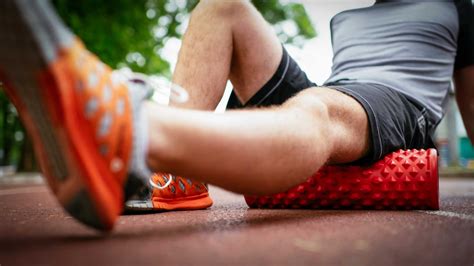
[227, 47, 436, 164]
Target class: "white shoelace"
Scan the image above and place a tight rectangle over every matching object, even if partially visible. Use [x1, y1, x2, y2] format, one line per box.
[112, 68, 189, 103]
[112, 68, 188, 190]
[149, 173, 173, 190]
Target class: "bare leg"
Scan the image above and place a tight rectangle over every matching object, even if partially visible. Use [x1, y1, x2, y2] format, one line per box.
[148, 1, 370, 195]
[171, 0, 282, 110]
[146, 88, 370, 195]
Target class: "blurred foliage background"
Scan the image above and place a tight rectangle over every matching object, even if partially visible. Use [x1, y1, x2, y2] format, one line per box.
[0, 0, 316, 172]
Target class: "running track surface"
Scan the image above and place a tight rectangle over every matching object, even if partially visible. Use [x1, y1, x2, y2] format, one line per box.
[0, 177, 473, 265]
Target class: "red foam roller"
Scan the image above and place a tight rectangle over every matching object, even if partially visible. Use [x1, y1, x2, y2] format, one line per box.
[245, 149, 439, 210]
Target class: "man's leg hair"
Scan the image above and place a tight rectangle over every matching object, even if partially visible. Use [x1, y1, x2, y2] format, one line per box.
[171, 0, 282, 110]
[151, 2, 371, 196]
[145, 88, 370, 195]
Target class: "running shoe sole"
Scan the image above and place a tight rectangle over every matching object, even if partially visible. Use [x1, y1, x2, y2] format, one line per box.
[125, 192, 213, 212]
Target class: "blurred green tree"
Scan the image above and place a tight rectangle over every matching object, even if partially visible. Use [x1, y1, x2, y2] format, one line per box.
[52, 0, 316, 76]
[0, 0, 316, 171]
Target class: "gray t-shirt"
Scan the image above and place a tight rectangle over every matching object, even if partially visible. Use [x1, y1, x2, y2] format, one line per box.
[325, 0, 474, 124]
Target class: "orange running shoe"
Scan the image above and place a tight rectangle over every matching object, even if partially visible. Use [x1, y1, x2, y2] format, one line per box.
[0, 0, 165, 230]
[125, 173, 213, 211]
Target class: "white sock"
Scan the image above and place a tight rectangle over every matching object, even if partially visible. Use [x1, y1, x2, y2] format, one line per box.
[126, 80, 154, 182]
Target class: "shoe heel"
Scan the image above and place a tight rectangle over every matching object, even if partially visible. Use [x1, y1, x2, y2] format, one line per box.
[65, 189, 111, 230]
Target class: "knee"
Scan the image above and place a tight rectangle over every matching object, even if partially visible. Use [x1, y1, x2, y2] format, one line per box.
[194, 0, 253, 20]
[282, 89, 335, 153]
[283, 88, 331, 125]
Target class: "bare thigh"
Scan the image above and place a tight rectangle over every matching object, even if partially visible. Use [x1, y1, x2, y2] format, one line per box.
[225, 1, 283, 103]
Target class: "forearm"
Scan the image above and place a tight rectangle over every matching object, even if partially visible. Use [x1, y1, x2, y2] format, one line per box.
[456, 94, 474, 144]
[454, 66, 474, 144]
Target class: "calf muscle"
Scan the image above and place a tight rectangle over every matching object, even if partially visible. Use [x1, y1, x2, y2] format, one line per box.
[146, 88, 370, 195]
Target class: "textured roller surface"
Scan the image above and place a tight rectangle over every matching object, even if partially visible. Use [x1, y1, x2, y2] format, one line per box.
[245, 149, 439, 210]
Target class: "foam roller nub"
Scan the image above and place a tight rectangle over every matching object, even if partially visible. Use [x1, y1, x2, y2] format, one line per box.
[245, 149, 439, 210]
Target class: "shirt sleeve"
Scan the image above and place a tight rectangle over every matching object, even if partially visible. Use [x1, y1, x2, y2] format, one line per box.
[454, 0, 474, 70]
